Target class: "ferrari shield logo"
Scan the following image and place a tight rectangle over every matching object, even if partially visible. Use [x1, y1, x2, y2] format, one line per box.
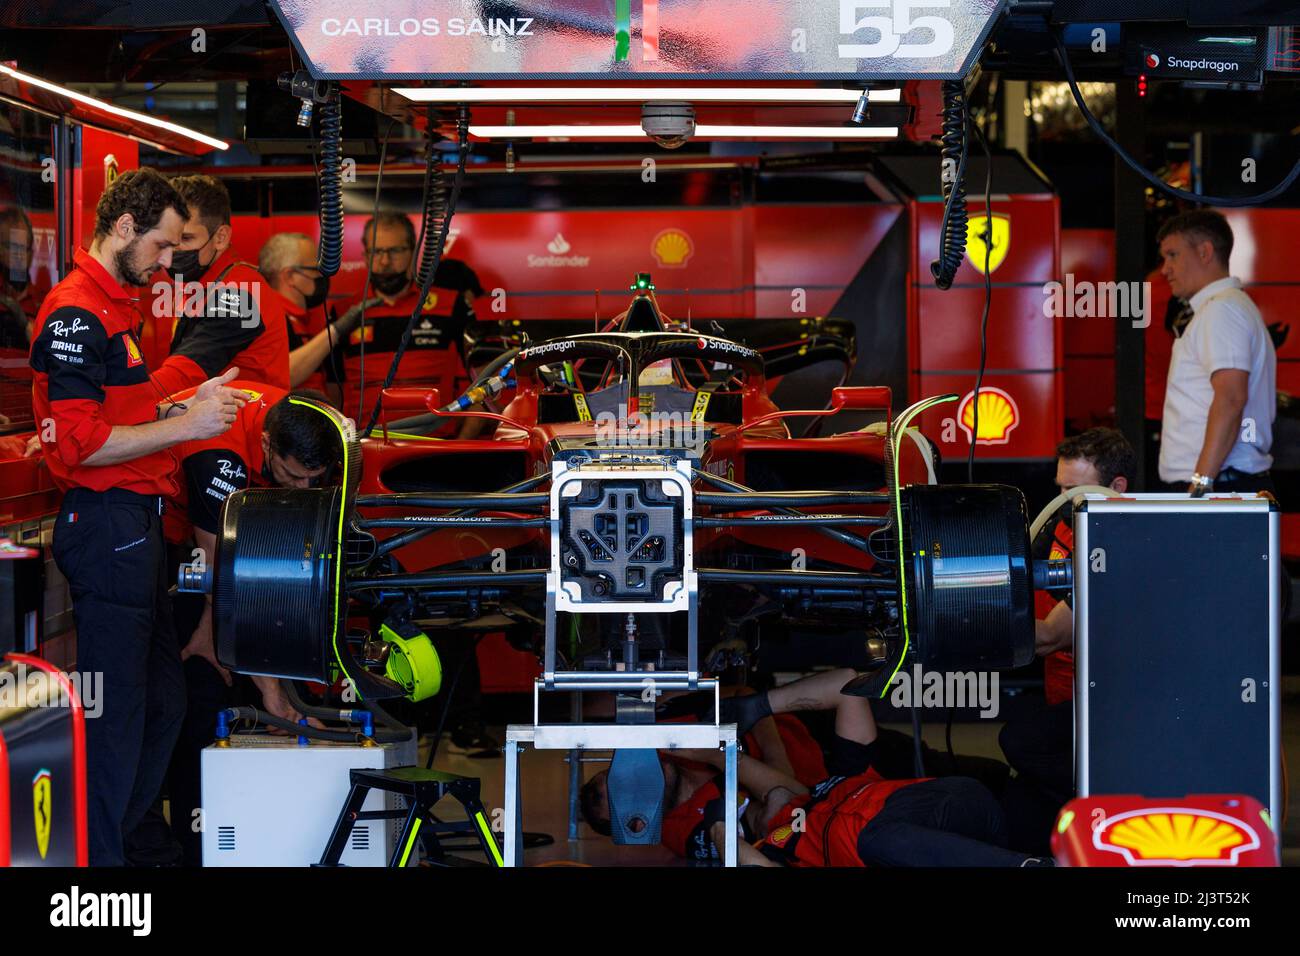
[104, 154, 120, 189]
[422, 290, 440, 311]
[965, 214, 1010, 274]
[32, 769, 52, 859]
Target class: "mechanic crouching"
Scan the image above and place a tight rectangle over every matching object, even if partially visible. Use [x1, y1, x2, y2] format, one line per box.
[29, 168, 247, 866]
[128, 383, 345, 866]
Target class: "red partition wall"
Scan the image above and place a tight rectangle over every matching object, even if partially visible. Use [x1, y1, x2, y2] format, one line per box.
[912, 193, 1063, 460]
[1061, 228, 1117, 431]
[223, 202, 903, 324]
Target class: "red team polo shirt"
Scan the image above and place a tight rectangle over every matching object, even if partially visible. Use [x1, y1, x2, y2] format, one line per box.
[29, 248, 178, 497]
[151, 250, 290, 394]
[1037, 517, 1075, 707]
[163, 381, 285, 542]
[335, 280, 470, 421]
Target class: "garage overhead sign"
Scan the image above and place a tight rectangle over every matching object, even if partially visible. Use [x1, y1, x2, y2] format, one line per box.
[269, 0, 1003, 80]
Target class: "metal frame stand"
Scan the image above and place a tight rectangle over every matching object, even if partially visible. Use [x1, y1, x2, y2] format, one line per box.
[503, 458, 739, 866]
[504, 701, 738, 867]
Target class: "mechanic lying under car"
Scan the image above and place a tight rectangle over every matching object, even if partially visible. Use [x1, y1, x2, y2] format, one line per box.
[580, 669, 1047, 867]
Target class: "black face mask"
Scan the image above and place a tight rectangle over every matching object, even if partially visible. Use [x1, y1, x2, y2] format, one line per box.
[166, 237, 215, 282]
[304, 274, 330, 309]
[4, 272, 28, 293]
[371, 270, 409, 297]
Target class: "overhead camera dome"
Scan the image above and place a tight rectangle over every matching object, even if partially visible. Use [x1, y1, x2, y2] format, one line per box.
[641, 102, 695, 149]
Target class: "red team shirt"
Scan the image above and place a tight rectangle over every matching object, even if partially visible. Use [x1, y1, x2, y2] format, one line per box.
[151, 250, 290, 395]
[29, 248, 178, 496]
[1036, 518, 1075, 706]
[335, 281, 469, 421]
[163, 381, 285, 543]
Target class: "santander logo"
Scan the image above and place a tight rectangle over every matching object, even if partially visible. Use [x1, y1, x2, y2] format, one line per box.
[547, 233, 571, 255]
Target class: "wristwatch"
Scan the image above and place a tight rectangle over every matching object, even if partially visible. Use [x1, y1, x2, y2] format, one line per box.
[1189, 472, 1214, 498]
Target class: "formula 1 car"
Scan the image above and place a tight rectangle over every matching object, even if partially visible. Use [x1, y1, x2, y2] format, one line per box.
[198, 275, 1047, 707]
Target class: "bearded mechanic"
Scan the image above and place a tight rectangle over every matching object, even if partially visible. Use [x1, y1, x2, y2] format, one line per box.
[29, 167, 246, 867]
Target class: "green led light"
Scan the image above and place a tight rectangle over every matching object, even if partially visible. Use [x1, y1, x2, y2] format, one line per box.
[1260, 808, 1273, 830]
[1057, 810, 1075, 834]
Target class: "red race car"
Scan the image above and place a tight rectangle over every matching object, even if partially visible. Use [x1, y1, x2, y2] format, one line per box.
[202, 276, 1037, 705]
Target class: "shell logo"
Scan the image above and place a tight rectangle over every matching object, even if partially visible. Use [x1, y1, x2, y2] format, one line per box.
[768, 824, 794, 848]
[652, 228, 694, 268]
[124, 334, 144, 368]
[957, 387, 1019, 445]
[1093, 808, 1262, 866]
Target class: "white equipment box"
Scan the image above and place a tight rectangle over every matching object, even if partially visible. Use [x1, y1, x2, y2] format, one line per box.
[201, 733, 417, 866]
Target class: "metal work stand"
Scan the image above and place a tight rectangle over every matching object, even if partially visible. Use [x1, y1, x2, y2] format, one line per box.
[503, 679, 739, 867]
[318, 766, 504, 868]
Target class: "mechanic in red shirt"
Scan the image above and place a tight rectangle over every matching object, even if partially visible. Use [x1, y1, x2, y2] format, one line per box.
[149, 380, 342, 865]
[28, 168, 246, 867]
[581, 669, 1031, 866]
[257, 231, 379, 403]
[999, 426, 1135, 854]
[335, 210, 482, 425]
[150, 175, 290, 394]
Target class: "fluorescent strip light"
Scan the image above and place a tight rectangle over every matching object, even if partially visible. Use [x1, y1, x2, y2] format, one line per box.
[396, 86, 901, 104]
[470, 124, 898, 139]
[0, 64, 229, 150]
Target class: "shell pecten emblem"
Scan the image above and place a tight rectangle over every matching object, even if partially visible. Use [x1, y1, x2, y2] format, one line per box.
[957, 387, 1019, 445]
[1094, 808, 1262, 866]
[651, 228, 694, 268]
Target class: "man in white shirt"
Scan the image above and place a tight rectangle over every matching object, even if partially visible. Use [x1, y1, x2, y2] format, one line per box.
[1156, 210, 1276, 496]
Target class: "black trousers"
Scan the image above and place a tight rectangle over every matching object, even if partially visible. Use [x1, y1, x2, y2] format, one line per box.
[53, 488, 187, 867]
[998, 695, 1074, 854]
[857, 777, 1031, 867]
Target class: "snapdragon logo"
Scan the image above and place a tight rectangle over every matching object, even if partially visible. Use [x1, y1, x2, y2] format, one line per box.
[1042, 275, 1151, 328]
[890, 665, 999, 718]
[0, 664, 103, 719]
[1166, 56, 1239, 73]
[50, 886, 151, 936]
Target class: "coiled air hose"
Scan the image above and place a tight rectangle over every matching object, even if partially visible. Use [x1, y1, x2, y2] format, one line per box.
[929, 79, 970, 291]
[316, 91, 344, 278]
[414, 108, 452, 291]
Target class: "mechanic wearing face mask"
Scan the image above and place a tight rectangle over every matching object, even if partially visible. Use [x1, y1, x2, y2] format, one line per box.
[259, 231, 380, 405]
[150, 175, 290, 393]
[333, 210, 483, 424]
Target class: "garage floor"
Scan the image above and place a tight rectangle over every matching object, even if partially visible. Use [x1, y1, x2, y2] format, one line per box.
[424, 679, 1300, 867]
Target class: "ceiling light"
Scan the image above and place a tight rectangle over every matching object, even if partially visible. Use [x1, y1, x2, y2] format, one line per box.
[0, 64, 229, 151]
[395, 86, 901, 104]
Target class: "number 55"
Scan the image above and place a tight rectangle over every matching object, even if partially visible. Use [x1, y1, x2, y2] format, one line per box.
[839, 0, 955, 60]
